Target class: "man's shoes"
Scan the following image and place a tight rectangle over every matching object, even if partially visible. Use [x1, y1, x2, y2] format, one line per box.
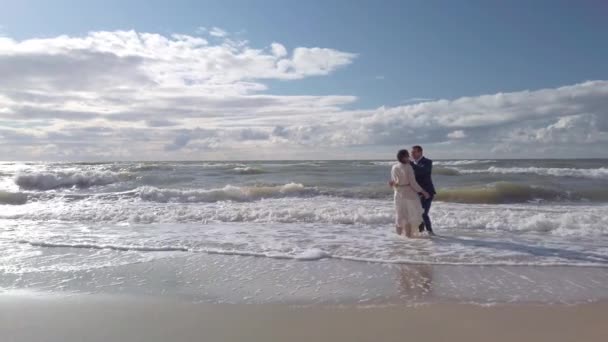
[418, 223, 425, 233]
[428, 231, 436, 237]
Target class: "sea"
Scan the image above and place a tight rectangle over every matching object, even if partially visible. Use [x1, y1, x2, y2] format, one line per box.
[1, 159, 607, 274]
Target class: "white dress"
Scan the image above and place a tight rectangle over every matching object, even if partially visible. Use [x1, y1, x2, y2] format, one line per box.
[391, 163, 424, 229]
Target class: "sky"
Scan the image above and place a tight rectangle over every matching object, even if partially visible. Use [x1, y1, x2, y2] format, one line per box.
[0, 0, 607, 161]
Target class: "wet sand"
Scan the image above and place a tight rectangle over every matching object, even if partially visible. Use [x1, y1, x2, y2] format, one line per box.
[1, 293, 606, 342]
[4, 253, 608, 305]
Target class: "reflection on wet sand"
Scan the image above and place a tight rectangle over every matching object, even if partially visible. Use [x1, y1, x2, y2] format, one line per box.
[396, 264, 434, 301]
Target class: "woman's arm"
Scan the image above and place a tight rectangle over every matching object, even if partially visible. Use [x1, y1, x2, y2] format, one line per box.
[390, 165, 399, 186]
[406, 164, 427, 195]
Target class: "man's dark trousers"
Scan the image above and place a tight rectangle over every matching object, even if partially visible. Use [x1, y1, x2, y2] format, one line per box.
[410, 156, 435, 234]
[419, 195, 433, 233]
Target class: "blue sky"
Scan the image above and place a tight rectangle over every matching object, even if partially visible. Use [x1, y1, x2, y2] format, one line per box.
[0, 0, 607, 160]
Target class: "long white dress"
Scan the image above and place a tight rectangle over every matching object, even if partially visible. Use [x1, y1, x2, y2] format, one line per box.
[391, 162, 425, 229]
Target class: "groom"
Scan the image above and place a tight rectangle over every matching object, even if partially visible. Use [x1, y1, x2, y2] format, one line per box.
[410, 145, 436, 235]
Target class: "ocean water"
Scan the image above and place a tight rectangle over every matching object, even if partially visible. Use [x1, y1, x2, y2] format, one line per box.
[1, 159, 608, 276]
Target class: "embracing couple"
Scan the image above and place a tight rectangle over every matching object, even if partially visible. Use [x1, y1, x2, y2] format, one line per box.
[388, 145, 436, 238]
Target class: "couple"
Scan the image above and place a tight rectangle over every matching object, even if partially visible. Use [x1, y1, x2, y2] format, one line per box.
[388, 145, 435, 238]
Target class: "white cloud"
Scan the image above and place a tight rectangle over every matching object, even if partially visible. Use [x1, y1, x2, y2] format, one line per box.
[0, 30, 355, 88]
[401, 97, 435, 104]
[0, 30, 360, 160]
[447, 130, 467, 139]
[0, 30, 607, 160]
[165, 132, 191, 151]
[499, 114, 608, 146]
[335, 81, 608, 151]
[278, 47, 356, 77]
[250, 80, 608, 158]
[209, 27, 228, 38]
[271, 42, 287, 57]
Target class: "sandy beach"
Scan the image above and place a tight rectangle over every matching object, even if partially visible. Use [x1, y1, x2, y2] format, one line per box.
[1, 293, 607, 342]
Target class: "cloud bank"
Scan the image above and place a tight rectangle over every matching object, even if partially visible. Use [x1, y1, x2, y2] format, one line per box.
[0, 29, 606, 160]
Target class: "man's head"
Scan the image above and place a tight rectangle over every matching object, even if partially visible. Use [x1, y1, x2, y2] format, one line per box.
[411, 145, 423, 160]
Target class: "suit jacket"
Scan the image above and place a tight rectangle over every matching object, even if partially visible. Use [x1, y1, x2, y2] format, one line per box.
[410, 157, 436, 195]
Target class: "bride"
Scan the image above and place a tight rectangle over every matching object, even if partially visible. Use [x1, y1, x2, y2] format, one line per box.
[390, 149, 430, 238]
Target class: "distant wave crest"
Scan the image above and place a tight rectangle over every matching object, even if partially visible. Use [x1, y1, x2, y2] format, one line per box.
[15, 170, 130, 190]
[435, 160, 495, 166]
[436, 182, 608, 204]
[138, 183, 310, 203]
[231, 167, 267, 175]
[459, 166, 608, 179]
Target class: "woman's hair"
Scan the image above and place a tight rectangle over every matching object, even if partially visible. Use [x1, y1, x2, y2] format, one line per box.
[396, 149, 409, 164]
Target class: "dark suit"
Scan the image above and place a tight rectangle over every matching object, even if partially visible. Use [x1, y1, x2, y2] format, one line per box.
[410, 157, 435, 233]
